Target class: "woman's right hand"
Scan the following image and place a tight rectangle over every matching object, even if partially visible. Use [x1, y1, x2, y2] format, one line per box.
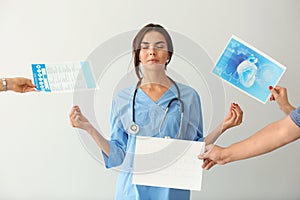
[69, 105, 92, 131]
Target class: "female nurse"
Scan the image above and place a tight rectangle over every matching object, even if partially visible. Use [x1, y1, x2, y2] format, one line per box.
[69, 23, 243, 200]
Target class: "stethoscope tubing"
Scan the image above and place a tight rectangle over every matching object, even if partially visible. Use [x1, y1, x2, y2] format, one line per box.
[130, 77, 184, 138]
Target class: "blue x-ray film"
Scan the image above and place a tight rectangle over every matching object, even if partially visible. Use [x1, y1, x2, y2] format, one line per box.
[213, 36, 286, 104]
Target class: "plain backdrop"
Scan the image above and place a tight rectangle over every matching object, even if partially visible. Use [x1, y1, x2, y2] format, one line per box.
[0, 0, 299, 199]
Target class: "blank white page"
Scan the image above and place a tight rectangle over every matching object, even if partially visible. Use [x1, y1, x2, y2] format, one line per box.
[133, 136, 205, 191]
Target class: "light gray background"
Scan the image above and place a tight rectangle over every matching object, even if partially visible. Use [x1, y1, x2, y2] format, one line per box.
[0, 0, 299, 199]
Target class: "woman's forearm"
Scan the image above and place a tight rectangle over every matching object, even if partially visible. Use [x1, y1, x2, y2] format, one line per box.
[204, 122, 227, 145]
[86, 126, 110, 156]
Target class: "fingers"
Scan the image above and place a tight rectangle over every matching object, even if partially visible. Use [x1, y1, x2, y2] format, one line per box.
[229, 103, 243, 126]
[74, 114, 81, 127]
[24, 78, 35, 87]
[198, 144, 223, 170]
[232, 103, 242, 113]
[199, 148, 215, 170]
[25, 87, 37, 92]
[69, 106, 76, 117]
[199, 151, 216, 170]
[198, 144, 214, 160]
[202, 159, 216, 170]
[205, 143, 214, 153]
[232, 110, 240, 125]
[226, 103, 237, 118]
[233, 104, 243, 125]
[198, 153, 206, 160]
[69, 106, 80, 116]
[269, 86, 278, 101]
[69, 105, 81, 127]
[274, 85, 284, 91]
[269, 95, 275, 101]
[23, 86, 38, 93]
[230, 104, 238, 120]
[269, 85, 286, 101]
[202, 158, 210, 168]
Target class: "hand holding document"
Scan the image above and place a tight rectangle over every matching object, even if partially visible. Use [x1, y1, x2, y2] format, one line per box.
[133, 136, 205, 191]
[212, 35, 286, 104]
[31, 61, 98, 92]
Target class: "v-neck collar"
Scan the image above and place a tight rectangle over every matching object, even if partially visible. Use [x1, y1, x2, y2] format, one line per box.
[137, 83, 175, 105]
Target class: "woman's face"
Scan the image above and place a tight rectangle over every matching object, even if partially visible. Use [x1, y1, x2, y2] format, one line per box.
[139, 31, 169, 69]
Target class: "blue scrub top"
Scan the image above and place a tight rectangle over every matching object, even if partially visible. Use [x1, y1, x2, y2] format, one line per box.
[290, 106, 300, 127]
[102, 82, 204, 200]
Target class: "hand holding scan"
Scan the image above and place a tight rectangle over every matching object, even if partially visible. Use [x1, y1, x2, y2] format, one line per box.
[269, 85, 295, 115]
[5, 77, 37, 93]
[69, 105, 93, 131]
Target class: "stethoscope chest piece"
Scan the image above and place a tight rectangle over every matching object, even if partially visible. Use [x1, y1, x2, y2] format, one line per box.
[129, 123, 139, 135]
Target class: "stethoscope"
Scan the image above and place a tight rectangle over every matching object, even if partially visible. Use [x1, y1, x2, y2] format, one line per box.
[129, 77, 184, 138]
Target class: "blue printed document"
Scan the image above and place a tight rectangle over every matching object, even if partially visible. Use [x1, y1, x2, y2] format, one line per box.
[31, 61, 98, 92]
[212, 35, 286, 104]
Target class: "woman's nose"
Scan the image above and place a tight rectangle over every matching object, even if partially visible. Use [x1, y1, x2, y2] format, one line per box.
[149, 48, 156, 56]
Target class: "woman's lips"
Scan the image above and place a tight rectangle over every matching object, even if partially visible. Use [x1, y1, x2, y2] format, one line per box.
[147, 59, 159, 63]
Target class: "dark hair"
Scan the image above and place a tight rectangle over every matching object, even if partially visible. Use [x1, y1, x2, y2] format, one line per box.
[132, 23, 174, 80]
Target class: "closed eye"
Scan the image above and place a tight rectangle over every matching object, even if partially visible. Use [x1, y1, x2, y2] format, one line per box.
[141, 45, 149, 49]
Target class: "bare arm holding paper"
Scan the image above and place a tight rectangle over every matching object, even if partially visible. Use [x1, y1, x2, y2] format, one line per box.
[0, 77, 36, 93]
[199, 86, 300, 170]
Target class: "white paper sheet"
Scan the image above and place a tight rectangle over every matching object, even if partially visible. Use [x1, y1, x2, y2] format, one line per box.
[31, 61, 98, 92]
[133, 136, 205, 191]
